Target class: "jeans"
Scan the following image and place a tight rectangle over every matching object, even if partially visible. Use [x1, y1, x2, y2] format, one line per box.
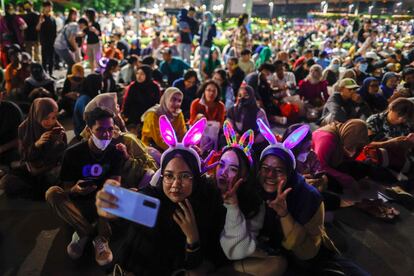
[178, 43, 191, 64]
[55, 48, 75, 75]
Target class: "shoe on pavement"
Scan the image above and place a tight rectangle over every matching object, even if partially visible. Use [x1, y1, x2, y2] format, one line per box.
[67, 232, 88, 259]
[93, 236, 113, 266]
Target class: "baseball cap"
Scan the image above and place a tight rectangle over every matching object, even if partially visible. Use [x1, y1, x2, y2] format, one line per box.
[354, 56, 366, 63]
[365, 51, 380, 60]
[339, 78, 360, 89]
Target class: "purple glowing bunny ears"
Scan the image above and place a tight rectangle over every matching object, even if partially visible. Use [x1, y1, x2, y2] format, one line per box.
[159, 115, 206, 148]
[257, 118, 297, 169]
[223, 120, 254, 165]
[283, 125, 311, 150]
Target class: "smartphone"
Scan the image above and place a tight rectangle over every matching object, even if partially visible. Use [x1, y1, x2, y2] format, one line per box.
[102, 185, 160, 228]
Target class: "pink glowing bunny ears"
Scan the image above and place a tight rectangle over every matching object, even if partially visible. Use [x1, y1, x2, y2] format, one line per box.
[159, 115, 206, 170]
[283, 125, 311, 150]
[223, 120, 254, 165]
[257, 118, 296, 169]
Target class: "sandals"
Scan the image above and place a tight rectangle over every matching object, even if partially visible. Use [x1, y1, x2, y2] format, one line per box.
[355, 199, 400, 222]
[385, 186, 414, 210]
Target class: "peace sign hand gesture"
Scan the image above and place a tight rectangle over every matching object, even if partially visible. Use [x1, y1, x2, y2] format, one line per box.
[173, 199, 200, 244]
[267, 179, 292, 218]
[222, 178, 244, 206]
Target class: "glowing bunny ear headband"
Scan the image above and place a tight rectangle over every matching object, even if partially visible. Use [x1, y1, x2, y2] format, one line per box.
[223, 120, 254, 165]
[150, 115, 216, 186]
[256, 119, 310, 170]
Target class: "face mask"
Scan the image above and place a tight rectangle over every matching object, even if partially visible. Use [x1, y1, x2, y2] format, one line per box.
[359, 63, 368, 73]
[332, 64, 340, 71]
[91, 134, 111, 151]
[297, 151, 310, 163]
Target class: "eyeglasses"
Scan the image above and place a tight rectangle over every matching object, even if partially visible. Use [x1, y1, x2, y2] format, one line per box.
[260, 165, 286, 177]
[162, 172, 193, 184]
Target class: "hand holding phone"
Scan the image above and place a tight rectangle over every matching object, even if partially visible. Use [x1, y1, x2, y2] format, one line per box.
[102, 184, 160, 228]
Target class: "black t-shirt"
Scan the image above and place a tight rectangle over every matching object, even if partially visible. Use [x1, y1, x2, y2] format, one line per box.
[59, 141, 123, 189]
[84, 22, 101, 44]
[23, 11, 40, 42]
[0, 101, 23, 145]
[39, 15, 57, 45]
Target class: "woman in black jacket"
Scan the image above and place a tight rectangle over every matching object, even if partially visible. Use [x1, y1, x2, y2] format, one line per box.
[96, 147, 227, 275]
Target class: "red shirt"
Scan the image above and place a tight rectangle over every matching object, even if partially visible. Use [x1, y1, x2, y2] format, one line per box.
[189, 98, 225, 126]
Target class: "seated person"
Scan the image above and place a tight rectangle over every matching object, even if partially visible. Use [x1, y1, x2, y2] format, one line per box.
[321, 78, 371, 125]
[102, 59, 119, 93]
[226, 57, 245, 94]
[104, 40, 124, 60]
[0, 90, 24, 168]
[200, 46, 222, 80]
[118, 54, 139, 85]
[357, 77, 388, 114]
[212, 68, 235, 111]
[238, 49, 255, 75]
[2, 98, 66, 198]
[61, 63, 84, 116]
[21, 63, 56, 102]
[73, 73, 102, 139]
[189, 80, 225, 126]
[83, 93, 157, 189]
[159, 48, 191, 86]
[173, 70, 199, 121]
[45, 107, 123, 266]
[367, 97, 414, 141]
[141, 87, 186, 152]
[380, 72, 398, 100]
[4, 48, 22, 95]
[121, 65, 161, 126]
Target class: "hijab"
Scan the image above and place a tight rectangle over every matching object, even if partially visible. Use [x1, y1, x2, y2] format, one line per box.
[227, 85, 259, 134]
[83, 93, 126, 133]
[203, 12, 213, 28]
[18, 98, 64, 160]
[80, 73, 102, 98]
[26, 63, 53, 87]
[130, 65, 154, 91]
[319, 119, 369, 167]
[142, 87, 183, 121]
[381, 72, 397, 99]
[358, 77, 387, 112]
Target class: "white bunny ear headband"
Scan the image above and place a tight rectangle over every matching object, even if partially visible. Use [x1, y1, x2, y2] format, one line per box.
[150, 116, 216, 186]
[223, 120, 255, 165]
[257, 119, 312, 170]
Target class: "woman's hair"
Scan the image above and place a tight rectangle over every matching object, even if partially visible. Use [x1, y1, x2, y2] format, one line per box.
[104, 59, 119, 76]
[184, 70, 198, 81]
[85, 8, 96, 22]
[389, 97, 414, 120]
[237, 13, 248, 27]
[197, 80, 221, 102]
[222, 147, 262, 219]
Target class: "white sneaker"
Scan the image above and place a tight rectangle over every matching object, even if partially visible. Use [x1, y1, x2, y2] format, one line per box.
[67, 232, 88, 259]
[93, 236, 113, 266]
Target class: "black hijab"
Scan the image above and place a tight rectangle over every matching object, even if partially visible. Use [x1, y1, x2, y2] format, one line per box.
[80, 73, 102, 98]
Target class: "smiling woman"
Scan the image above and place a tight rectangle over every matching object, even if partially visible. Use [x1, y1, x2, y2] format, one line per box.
[141, 87, 187, 151]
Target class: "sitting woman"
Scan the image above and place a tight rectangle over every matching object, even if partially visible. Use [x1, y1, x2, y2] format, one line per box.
[2, 98, 67, 198]
[189, 80, 225, 126]
[102, 59, 119, 93]
[298, 64, 329, 119]
[201, 46, 222, 80]
[218, 122, 287, 276]
[313, 119, 394, 193]
[380, 72, 398, 100]
[358, 77, 388, 114]
[60, 63, 85, 116]
[122, 65, 161, 127]
[173, 70, 199, 121]
[21, 63, 56, 102]
[82, 93, 157, 189]
[226, 85, 269, 155]
[73, 73, 102, 139]
[322, 58, 341, 86]
[212, 68, 235, 111]
[96, 120, 226, 275]
[251, 121, 368, 275]
[141, 87, 186, 152]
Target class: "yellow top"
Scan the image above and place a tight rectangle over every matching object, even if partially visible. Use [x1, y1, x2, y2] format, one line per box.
[141, 111, 187, 151]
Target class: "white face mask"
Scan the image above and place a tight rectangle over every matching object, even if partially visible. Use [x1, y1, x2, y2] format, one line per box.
[297, 151, 310, 163]
[91, 134, 112, 151]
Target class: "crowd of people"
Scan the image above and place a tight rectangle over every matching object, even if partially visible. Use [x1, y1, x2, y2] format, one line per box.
[1, 2, 414, 275]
